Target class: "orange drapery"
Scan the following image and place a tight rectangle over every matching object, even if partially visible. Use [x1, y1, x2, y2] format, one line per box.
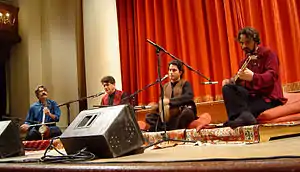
[116, 0, 300, 105]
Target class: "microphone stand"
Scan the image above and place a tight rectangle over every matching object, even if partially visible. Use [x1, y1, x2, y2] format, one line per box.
[121, 76, 168, 106]
[147, 39, 214, 83]
[58, 92, 104, 125]
[145, 40, 197, 149]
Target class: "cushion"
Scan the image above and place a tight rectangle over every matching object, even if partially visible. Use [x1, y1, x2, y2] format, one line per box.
[283, 92, 300, 104]
[257, 100, 300, 121]
[23, 139, 63, 151]
[188, 112, 211, 131]
[138, 121, 149, 131]
[259, 113, 300, 124]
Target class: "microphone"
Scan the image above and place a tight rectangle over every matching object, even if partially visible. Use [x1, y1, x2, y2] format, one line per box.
[134, 105, 152, 110]
[157, 74, 169, 82]
[95, 91, 106, 97]
[201, 81, 218, 85]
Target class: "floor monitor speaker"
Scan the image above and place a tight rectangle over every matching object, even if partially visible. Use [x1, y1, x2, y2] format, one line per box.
[60, 105, 144, 158]
[0, 120, 25, 158]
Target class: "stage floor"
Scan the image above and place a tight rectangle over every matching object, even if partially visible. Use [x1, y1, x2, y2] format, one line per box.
[0, 136, 300, 172]
[92, 136, 300, 163]
[1, 158, 300, 172]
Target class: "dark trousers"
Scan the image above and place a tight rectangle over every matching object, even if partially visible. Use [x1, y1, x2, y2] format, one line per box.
[145, 107, 196, 132]
[25, 126, 62, 141]
[222, 84, 282, 127]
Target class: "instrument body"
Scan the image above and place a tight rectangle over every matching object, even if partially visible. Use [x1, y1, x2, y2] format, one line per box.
[38, 124, 50, 139]
[158, 101, 196, 123]
[159, 103, 180, 122]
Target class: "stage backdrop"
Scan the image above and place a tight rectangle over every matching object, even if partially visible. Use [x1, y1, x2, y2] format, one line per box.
[116, 0, 300, 105]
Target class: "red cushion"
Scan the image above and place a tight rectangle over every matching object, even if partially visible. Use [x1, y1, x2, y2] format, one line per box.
[259, 113, 300, 124]
[23, 139, 63, 151]
[258, 99, 300, 121]
[283, 92, 300, 105]
[188, 113, 211, 131]
[138, 121, 149, 131]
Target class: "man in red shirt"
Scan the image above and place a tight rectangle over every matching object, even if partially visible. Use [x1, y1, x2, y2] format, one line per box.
[100, 76, 128, 106]
[222, 27, 286, 128]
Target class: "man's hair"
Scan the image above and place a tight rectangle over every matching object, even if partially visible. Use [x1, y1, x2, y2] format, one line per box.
[168, 60, 184, 75]
[101, 76, 116, 84]
[35, 85, 47, 98]
[237, 26, 261, 45]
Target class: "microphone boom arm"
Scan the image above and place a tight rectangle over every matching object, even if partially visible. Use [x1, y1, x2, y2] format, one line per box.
[58, 92, 103, 107]
[147, 39, 212, 82]
[121, 75, 168, 105]
[58, 92, 105, 125]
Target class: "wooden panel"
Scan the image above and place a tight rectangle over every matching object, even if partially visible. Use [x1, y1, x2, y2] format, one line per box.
[135, 109, 156, 122]
[196, 101, 228, 123]
[1, 158, 300, 172]
[259, 124, 300, 142]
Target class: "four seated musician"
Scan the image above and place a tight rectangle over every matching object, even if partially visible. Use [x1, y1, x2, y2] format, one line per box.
[100, 76, 128, 106]
[222, 26, 287, 128]
[20, 85, 62, 140]
[145, 60, 197, 131]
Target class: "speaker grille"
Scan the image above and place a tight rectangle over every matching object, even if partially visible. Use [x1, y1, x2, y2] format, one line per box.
[106, 106, 143, 156]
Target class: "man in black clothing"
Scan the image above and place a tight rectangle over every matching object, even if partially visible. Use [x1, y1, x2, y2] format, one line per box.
[145, 60, 197, 131]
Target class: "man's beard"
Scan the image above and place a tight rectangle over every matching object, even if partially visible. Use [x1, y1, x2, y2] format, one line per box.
[249, 48, 256, 54]
[245, 45, 257, 55]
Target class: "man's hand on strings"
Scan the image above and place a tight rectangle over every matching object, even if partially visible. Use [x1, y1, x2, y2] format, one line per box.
[238, 68, 254, 81]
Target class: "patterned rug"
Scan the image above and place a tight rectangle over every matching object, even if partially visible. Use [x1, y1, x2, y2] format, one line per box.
[142, 121, 300, 148]
[23, 121, 300, 151]
[142, 125, 260, 148]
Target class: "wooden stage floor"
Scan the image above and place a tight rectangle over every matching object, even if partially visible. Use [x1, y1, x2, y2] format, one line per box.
[0, 158, 300, 172]
[0, 136, 300, 172]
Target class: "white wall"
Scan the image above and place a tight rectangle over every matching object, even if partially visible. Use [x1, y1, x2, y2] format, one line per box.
[9, 0, 81, 129]
[82, 0, 122, 108]
[8, 0, 122, 127]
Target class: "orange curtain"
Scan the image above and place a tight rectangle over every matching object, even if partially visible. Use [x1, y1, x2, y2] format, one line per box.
[116, 0, 300, 105]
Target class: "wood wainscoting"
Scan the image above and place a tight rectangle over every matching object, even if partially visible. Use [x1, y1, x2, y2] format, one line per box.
[195, 100, 228, 123]
[135, 101, 228, 124]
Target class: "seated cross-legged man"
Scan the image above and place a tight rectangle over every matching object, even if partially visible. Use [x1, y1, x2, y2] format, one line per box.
[145, 60, 198, 132]
[20, 85, 62, 140]
[222, 27, 287, 128]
